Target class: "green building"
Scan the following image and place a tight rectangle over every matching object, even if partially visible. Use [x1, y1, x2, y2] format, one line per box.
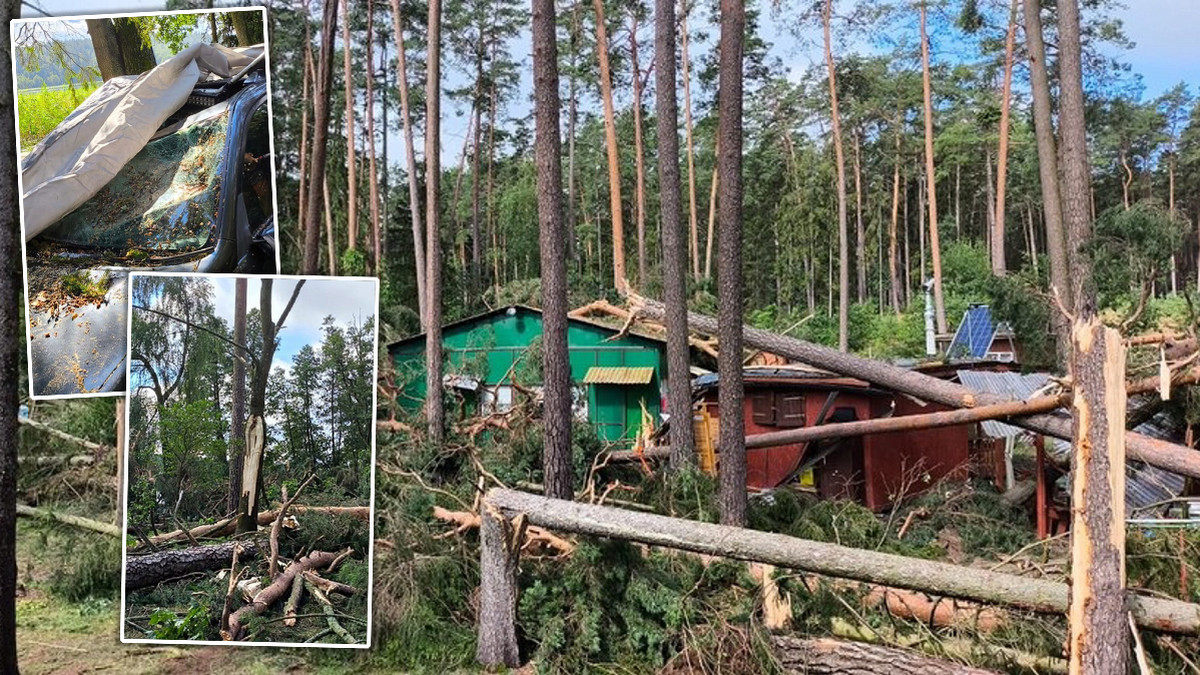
[387, 305, 670, 445]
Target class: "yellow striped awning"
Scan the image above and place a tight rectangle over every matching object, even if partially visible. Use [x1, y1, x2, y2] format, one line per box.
[582, 366, 655, 385]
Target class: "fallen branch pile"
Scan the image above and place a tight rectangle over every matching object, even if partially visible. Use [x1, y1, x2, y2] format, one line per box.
[225, 549, 347, 641]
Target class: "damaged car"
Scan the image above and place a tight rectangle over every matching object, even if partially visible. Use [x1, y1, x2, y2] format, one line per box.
[21, 43, 277, 397]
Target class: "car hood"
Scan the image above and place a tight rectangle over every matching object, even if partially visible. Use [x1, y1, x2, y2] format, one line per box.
[27, 261, 128, 396]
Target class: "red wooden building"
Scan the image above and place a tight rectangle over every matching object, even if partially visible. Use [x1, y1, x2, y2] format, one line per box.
[693, 366, 982, 510]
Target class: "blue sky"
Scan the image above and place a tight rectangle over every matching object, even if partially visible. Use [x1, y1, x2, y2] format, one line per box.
[206, 276, 377, 371]
[22, 0, 1200, 165]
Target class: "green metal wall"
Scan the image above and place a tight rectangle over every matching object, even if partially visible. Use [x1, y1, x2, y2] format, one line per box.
[389, 307, 666, 443]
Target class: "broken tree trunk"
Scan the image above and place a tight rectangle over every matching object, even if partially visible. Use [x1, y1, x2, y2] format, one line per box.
[17, 417, 109, 454]
[481, 489, 1200, 635]
[17, 454, 95, 468]
[226, 549, 341, 641]
[16, 504, 120, 537]
[629, 297, 1200, 479]
[144, 506, 370, 548]
[772, 636, 1000, 675]
[475, 506, 526, 667]
[1067, 319, 1129, 672]
[126, 541, 259, 591]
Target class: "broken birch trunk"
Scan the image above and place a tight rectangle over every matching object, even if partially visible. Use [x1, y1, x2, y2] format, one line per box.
[630, 297, 1200, 479]
[1067, 319, 1129, 672]
[772, 635, 1000, 675]
[236, 415, 266, 534]
[125, 541, 258, 591]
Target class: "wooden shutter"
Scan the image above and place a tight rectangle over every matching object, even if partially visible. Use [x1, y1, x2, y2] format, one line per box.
[776, 393, 806, 428]
[750, 392, 776, 425]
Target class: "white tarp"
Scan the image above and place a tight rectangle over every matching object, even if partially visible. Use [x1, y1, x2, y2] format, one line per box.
[21, 43, 262, 241]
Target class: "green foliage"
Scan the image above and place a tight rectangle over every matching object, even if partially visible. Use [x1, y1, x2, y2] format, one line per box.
[59, 270, 109, 300]
[17, 83, 100, 150]
[48, 535, 120, 602]
[1089, 202, 1190, 308]
[148, 605, 211, 640]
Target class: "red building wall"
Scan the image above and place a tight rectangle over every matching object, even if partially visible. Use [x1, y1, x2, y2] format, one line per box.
[861, 397, 970, 510]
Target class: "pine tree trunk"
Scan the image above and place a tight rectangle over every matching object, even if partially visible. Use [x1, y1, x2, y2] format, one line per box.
[0, 3, 19, 666]
[426, 0, 444, 443]
[365, 0, 382, 274]
[471, 30, 485, 294]
[681, 2, 701, 282]
[303, 0, 339, 274]
[1024, 0, 1072, 354]
[920, 2, 947, 334]
[594, 0, 627, 294]
[388, 0, 427, 326]
[228, 279, 247, 514]
[717, 0, 746, 527]
[890, 128, 902, 314]
[773, 636, 1001, 675]
[705, 138, 719, 280]
[823, 0, 850, 353]
[323, 175, 337, 273]
[566, 6, 580, 267]
[853, 130, 866, 304]
[631, 18, 648, 288]
[342, 0, 358, 253]
[297, 0, 314, 253]
[992, 0, 1017, 276]
[1067, 318, 1129, 673]
[1057, 0, 1094, 313]
[532, 0, 572, 500]
[656, 0, 696, 470]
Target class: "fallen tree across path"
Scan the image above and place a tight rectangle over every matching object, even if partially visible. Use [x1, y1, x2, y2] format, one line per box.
[16, 503, 120, 537]
[772, 635, 1001, 675]
[144, 505, 370, 548]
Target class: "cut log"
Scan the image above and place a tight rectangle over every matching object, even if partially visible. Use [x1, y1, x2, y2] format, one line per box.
[630, 297, 1200, 479]
[483, 489, 1200, 634]
[16, 503, 120, 537]
[772, 635, 1001, 675]
[18, 417, 109, 454]
[126, 541, 259, 591]
[226, 549, 341, 640]
[144, 505, 370, 547]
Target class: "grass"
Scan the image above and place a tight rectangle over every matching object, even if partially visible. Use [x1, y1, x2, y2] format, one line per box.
[18, 83, 99, 151]
[59, 270, 109, 300]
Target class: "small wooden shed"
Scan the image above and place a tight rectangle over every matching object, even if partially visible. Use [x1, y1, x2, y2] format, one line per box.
[694, 366, 973, 510]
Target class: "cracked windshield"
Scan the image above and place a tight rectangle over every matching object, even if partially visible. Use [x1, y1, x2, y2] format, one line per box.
[40, 109, 230, 254]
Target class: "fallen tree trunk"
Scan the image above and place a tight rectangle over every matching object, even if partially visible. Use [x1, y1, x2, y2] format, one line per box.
[16, 503, 120, 537]
[225, 549, 341, 640]
[17, 454, 95, 468]
[744, 395, 1068, 449]
[126, 541, 259, 591]
[144, 506, 370, 547]
[18, 417, 109, 454]
[772, 635, 1000, 675]
[484, 489, 1200, 634]
[630, 297, 1200, 479]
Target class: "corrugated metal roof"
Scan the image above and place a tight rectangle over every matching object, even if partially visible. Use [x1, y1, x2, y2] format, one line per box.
[956, 370, 1052, 438]
[583, 366, 655, 385]
[1048, 398, 1189, 516]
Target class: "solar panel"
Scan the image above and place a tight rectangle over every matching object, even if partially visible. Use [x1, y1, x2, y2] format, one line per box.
[948, 305, 995, 358]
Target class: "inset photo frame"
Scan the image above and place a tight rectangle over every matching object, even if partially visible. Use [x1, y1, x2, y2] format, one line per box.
[12, 7, 280, 398]
[119, 272, 379, 648]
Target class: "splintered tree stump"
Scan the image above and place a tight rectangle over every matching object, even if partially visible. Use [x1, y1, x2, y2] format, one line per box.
[225, 550, 341, 641]
[1067, 319, 1128, 672]
[125, 541, 258, 591]
[475, 507, 526, 667]
[772, 636, 1001, 675]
